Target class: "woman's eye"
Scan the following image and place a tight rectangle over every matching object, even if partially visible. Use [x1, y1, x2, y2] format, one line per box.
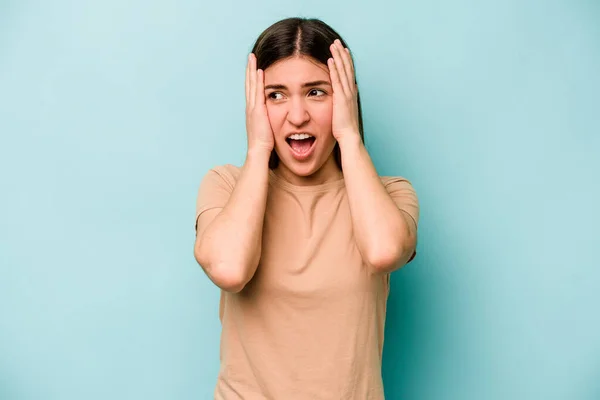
[268, 92, 283, 100]
[308, 89, 326, 96]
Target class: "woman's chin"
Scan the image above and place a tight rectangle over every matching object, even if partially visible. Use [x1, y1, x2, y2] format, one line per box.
[280, 159, 319, 177]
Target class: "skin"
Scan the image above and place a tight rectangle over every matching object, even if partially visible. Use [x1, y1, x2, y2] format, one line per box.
[194, 39, 417, 293]
[263, 56, 340, 186]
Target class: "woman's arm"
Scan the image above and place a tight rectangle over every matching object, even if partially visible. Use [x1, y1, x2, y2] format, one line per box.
[339, 137, 417, 274]
[194, 54, 274, 292]
[327, 39, 417, 274]
[194, 148, 270, 292]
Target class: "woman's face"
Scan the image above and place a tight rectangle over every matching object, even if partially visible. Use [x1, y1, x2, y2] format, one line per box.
[263, 55, 339, 182]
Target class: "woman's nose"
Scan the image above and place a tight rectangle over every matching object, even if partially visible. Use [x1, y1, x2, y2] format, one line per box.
[286, 98, 310, 126]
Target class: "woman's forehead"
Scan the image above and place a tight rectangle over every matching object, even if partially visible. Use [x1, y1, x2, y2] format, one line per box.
[264, 56, 329, 86]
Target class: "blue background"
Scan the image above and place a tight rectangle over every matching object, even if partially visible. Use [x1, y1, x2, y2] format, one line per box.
[1, 0, 599, 399]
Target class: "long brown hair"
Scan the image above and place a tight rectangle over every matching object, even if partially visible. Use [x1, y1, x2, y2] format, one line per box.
[250, 17, 365, 170]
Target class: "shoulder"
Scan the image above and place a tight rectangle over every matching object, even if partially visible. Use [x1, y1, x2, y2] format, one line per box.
[379, 175, 419, 224]
[201, 164, 242, 189]
[195, 164, 241, 217]
[379, 176, 416, 192]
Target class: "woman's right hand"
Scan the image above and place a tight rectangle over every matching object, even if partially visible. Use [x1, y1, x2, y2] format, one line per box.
[245, 53, 274, 153]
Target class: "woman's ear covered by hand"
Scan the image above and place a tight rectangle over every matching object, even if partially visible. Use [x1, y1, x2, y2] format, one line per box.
[245, 53, 274, 154]
[328, 40, 360, 145]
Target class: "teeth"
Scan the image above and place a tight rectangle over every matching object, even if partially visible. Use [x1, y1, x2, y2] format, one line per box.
[288, 133, 313, 140]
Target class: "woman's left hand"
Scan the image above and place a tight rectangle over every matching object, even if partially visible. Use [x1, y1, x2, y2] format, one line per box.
[328, 39, 361, 145]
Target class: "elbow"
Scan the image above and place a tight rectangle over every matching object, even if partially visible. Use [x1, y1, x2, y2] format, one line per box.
[194, 247, 250, 293]
[366, 238, 416, 274]
[366, 247, 402, 273]
[208, 268, 249, 293]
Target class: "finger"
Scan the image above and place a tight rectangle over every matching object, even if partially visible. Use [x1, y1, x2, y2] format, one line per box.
[327, 57, 343, 97]
[336, 40, 354, 90]
[330, 41, 350, 95]
[344, 47, 356, 89]
[245, 54, 250, 104]
[250, 53, 257, 108]
[334, 40, 352, 92]
[255, 68, 265, 107]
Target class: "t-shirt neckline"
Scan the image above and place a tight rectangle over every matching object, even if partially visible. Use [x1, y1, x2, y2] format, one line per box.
[268, 169, 345, 193]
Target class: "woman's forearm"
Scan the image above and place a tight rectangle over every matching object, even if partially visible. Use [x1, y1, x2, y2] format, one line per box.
[339, 137, 416, 273]
[195, 148, 271, 292]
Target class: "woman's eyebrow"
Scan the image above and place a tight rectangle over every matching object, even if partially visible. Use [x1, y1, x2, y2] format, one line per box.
[264, 80, 332, 90]
[302, 80, 331, 88]
[264, 84, 286, 90]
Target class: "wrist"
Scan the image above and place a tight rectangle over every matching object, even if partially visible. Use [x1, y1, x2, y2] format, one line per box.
[245, 146, 272, 165]
[336, 134, 363, 152]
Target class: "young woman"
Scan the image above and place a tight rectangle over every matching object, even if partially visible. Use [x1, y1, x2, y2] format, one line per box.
[194, 17, 419, 400]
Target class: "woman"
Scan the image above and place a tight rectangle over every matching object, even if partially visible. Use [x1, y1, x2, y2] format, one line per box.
[194, 17, 419, 400]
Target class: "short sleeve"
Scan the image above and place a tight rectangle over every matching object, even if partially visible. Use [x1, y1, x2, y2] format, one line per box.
[382, 176, 419, 262]
[194, 165, 239, 233]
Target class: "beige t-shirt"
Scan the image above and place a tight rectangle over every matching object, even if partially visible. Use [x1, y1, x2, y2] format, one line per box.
[195, 164, 419, 400]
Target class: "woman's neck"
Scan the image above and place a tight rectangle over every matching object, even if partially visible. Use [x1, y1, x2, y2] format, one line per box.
[273, 155, 342, 187]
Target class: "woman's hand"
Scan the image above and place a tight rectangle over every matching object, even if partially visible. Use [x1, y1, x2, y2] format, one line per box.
[245, 53, 274, 153]
[328, 39, 361, 146]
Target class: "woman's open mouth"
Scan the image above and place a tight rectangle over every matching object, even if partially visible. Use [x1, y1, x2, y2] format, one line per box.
[286, 133, 316, 161]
